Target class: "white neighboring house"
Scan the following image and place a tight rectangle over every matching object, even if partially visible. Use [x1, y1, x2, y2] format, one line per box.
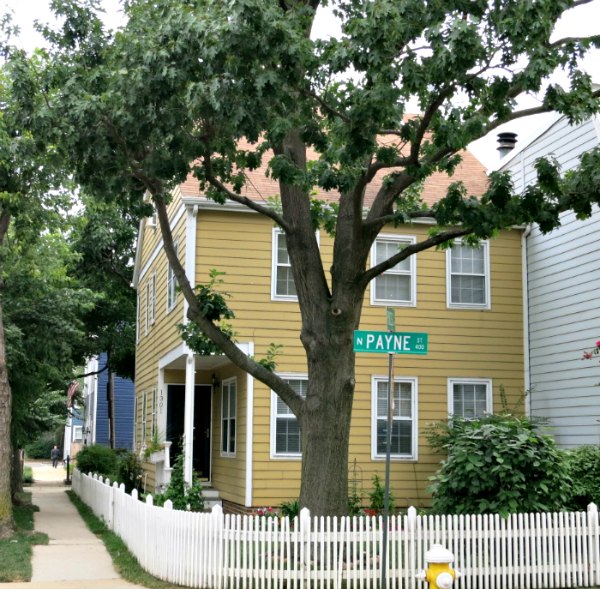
[497, 113, 600, 448]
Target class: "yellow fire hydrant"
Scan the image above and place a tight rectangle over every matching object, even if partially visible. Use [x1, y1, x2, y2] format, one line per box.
[416, 544, 459, 589]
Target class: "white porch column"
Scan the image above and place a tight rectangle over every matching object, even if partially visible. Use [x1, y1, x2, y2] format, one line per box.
[184, 352, 195, 485]
[245, 342, 255, 507]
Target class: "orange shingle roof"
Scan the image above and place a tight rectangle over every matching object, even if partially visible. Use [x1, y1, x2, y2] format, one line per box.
[180, 138, 488, 208]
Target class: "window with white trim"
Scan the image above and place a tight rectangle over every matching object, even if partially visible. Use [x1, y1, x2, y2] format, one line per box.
[371, 235, 416, 306]
[221, 378, 236, 456]
[151, 388, 157, 437]
[446, 241, 490, 308]
[166, 241, 179, 312]
[271, 376, 307, 457]
[136, 292, 141, 343]
[372, 377, 417, 460]
[448, 379, 492, 419]
[142, 391, 147, 444]
[145, 280, 151, 335]
[150, 272, 156, 325]
[272, 229, 297, 300]
[73, 425, 83, 442]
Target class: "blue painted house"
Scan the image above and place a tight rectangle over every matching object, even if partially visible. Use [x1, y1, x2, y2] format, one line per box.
[82, 353, 136, 450]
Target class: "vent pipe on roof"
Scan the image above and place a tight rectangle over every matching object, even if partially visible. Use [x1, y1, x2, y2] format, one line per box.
[497, 132, 518, 158]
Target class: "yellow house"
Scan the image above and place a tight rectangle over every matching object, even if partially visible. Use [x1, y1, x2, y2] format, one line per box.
[132, 147, 525, 513]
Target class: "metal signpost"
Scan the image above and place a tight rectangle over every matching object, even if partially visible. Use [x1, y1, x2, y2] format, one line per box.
[353, 312, 428, 589]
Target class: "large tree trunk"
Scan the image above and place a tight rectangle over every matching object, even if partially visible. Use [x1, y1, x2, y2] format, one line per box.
[0, 300, 14, 537]
[299, 341, 356, 516]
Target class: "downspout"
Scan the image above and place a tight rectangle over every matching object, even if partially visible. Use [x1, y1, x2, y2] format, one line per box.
[522, 224, 532, 416]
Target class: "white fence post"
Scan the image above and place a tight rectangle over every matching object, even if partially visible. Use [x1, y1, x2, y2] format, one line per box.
[211, 504, 224, 589]
[300, 507, 311, 586]
[588, 503, 600, 586]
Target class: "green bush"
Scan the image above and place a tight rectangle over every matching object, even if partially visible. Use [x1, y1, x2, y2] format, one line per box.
[368, 474, 395, 514]
[279, 499, 300, 519]
[76, 445, 118, 478]
[565, 445, 600, 510]
[428, 415, 572, 516]
[25, 434, 58, 460]
[154, 452, 204, 512]
[116, 450, 143, 494]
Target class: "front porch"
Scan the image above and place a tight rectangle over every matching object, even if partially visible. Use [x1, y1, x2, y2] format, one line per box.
[150, 341, 255, 511]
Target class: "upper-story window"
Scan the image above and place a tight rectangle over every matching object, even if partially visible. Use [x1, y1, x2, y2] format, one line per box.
[145, 281, 151, 335]
[271, 376, 307, 458]
[446, 241, 490, 309]
[150, 272, 156, 325]
[166, 241, 179, 312]
[371, 235, 416, 306]
[372, 376, 418, 460]
[221, 378, 236, 456]
[448, 378, 492, 419]
[272, 229, 297, 300]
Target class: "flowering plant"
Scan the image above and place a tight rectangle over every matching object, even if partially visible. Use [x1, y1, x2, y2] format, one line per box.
[256, 506, 277, 518]
[581, 340, 600, 360]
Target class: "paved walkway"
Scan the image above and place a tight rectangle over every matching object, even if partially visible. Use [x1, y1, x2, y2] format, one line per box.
[0, 461, 146, 589]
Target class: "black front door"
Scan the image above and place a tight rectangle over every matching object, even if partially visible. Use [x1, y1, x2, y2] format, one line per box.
[193, 385, 212, 478]
[166, 384, 212, 479]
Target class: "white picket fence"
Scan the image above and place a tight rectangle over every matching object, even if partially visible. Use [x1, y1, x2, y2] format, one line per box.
[73, 469, 600, 589]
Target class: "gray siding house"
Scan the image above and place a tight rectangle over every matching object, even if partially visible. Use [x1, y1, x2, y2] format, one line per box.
[498, 114, 600, 448]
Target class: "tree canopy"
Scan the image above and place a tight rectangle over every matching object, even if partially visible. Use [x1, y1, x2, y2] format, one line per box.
[28, 0, 600, 515]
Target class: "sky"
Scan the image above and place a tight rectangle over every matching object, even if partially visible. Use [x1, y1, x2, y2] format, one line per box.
[4, 0, 600, 169]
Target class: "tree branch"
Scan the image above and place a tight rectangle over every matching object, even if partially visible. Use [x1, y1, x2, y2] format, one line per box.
[152, 189, 304, 417]
[548, 35, 600, 49]
[201, 156, 290, 231]
[359, 227, 470, 288]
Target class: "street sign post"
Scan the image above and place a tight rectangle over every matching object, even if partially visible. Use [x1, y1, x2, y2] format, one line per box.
[354, 321, 428, 589]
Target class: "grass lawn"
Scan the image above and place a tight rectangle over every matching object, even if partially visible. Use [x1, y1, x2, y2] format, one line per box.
[0, 492, 48, 582]
[67, 490, 186, 589]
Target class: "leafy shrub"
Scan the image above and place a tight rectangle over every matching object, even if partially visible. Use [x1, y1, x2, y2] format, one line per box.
[22, 466, 33, 484]
[279, 499, 300, 519]
[116, 450, 143, 494]
[76, 444, 118, 478]
[428, 415, 571, 516]
[565, 445, 600, 510]
[154, 452, 204, 512]
[368, 474, 395, 514]
[25, 434, 57, 459]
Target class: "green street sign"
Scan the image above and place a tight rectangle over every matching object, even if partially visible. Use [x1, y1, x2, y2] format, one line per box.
[353, 330, 428, 354]
[386, 307, 396, 332]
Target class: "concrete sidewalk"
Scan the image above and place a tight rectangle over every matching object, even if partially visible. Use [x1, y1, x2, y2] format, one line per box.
[0, 461, 147, 589]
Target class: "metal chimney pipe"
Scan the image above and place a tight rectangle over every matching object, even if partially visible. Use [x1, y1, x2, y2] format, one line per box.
[497, 132, 518, 158]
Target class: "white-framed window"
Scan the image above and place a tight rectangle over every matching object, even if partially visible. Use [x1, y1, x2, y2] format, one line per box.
[371, 235, 417, 306]
[166, 241, 179, 312]
[371, 376, 418, 460]
[448, 378, 492, 419]
[446, 241, 490, 309]
[136, 292, 141, 344]
[221, 378, 236, 456]
[271, 229, 297, 300]
[151, 388, 157, 437]
[73, 425, 83, 441]
[270, 375, 307, 458]
[142, 391, 147, 445]
[145, 280, 151, 335]
[150, 272, 156, 325]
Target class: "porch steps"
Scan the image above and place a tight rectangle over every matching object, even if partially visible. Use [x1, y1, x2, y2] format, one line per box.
[202, 486, 222, 510]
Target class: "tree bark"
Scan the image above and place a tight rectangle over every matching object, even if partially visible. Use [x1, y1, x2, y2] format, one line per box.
[0, 299, 14, 537]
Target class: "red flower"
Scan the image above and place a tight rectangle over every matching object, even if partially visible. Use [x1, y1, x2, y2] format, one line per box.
[595, 340, 600, 348]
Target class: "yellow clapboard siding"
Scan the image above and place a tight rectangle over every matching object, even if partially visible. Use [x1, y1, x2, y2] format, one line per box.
[135, 202, 525, 508]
